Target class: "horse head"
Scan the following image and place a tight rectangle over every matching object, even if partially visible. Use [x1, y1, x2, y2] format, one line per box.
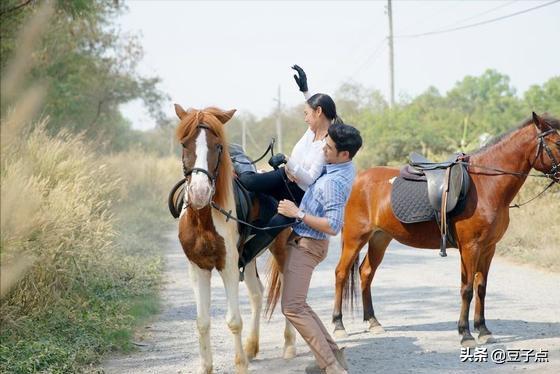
[531, 112, 560, 182]
[175, 104, 236, 209]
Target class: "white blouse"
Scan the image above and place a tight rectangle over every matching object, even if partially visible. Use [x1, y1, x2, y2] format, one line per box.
[286, 128, 326, 191]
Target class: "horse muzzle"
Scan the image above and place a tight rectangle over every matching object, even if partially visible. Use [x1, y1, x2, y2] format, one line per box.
[188, 183, 214, 210]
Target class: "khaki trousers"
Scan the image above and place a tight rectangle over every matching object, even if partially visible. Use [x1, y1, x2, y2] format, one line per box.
[281, 233, 339, 369]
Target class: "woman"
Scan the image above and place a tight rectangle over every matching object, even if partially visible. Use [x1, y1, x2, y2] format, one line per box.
[238, 65, 343, 269]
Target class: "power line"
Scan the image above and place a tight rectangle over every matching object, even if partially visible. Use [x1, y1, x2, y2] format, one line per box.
[348, 38, 387, 79]
[394, 0, 559, 39]
[436, 0, 519, 30]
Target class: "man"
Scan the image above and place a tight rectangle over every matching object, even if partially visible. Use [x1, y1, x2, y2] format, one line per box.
[277, 123, 362, 374]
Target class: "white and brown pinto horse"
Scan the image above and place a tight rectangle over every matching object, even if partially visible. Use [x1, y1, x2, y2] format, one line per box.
[174, 105, 296, 373]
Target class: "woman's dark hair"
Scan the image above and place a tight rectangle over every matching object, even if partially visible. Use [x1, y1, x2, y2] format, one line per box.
[327, 123, 362, 159]
[307, 93, 344, 124]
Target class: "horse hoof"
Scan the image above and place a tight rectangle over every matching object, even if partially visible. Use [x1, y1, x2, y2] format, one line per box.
[369, 325, 385, 334]
[283, 345, 296, 359]
[197, 366, 213, 374]
[244, 338, 259, 361]
[478, 334, 497, 344]
[461, 337, 477, 348]
[334, 329, 349, 339]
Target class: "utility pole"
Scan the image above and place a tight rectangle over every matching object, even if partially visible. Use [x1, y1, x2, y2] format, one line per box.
[387, 0, 395, 107]
[274, 85, 283, 153]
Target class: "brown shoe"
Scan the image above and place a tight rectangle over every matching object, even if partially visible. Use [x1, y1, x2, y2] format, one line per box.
[334, 347, 349, 371]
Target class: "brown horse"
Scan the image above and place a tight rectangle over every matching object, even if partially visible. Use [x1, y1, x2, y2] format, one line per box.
[174, 105, 297, 373]
[331, 112, 559, 347]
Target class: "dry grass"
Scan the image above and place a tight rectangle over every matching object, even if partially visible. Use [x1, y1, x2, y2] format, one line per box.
[1, 120, 119, 317]
[497, 178, 560, 272]
[0, 4, 181, 370]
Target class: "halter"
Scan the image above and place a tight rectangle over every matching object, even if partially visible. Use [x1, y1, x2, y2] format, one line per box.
[182, 124, 223, 206]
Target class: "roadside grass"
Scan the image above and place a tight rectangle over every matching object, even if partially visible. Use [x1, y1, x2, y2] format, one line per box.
[496, 178, 560, 272]
[0, 118, 179, 372]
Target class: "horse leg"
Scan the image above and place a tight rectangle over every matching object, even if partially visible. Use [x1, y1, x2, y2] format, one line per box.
[458, 245, 479, 348]
[219, 262, 248, 373]
[333, 231, 371, 338]
[360, 231, 391, 334]
[242, 260, 263, 360]
[189, 262, 213, 374]
[474, 244, 497, 344]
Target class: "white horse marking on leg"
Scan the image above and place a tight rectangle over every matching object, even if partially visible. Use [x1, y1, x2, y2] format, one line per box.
[189, 261, 213, 373]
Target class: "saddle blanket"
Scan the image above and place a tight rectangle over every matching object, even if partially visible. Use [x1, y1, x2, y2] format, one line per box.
[390, 177, 435, 224]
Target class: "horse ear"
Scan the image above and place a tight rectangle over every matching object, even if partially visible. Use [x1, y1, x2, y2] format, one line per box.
[216, 109, 236, 125]
[532, 111, 549, 132]
[175, 104, 187, 119]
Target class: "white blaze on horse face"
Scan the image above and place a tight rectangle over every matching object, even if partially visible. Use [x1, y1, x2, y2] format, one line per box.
[189, 129, 213, 209]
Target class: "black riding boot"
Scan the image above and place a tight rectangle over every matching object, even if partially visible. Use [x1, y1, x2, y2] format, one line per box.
[239, 231, 275, 269]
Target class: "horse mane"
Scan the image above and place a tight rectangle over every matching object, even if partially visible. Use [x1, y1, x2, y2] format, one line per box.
[472, 113, 559, 155]
[175, 107, 233, 207]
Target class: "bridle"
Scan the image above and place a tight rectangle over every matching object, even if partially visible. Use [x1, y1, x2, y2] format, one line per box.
[182, 124, 223, 204]
[459, 123, 559, 208]
[462, 124, 559, 182]
[533, 127, 560, 181]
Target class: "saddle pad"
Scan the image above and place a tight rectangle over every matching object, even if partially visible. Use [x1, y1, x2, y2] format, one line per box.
[390, 177, 435, 224]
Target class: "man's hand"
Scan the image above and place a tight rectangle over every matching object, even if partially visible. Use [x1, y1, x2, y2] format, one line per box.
[278, 199, 299, 218]
[291, 64, 308, 92]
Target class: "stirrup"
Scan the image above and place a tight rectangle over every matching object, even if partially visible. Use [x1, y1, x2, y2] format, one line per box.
[439, 236, 448, 257]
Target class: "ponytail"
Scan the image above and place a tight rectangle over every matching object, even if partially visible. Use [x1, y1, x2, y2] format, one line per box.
[332, 115, 344, 125]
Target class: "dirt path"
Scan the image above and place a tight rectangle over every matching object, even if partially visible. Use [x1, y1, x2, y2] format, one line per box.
[102, 232, 560, 373]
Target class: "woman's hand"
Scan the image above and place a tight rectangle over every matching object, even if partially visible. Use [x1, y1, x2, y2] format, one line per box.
[291, 64, 308, 92]
[277, 199, 299, 218]
[285, 169, 298, 183]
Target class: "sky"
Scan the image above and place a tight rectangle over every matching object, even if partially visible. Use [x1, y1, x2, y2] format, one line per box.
[119, 0, 560, 130]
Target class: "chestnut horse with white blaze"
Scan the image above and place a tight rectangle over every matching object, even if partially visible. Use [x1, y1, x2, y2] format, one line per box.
[174, 106, 296, 374]
[332, 112, 559, 347]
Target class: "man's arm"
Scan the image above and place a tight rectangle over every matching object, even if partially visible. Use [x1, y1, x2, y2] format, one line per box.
[277, 200, 336, 236]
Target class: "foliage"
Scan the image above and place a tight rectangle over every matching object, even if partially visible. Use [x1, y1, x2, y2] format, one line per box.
[223, 71, 558, 170]
[1, 0, 168, 151]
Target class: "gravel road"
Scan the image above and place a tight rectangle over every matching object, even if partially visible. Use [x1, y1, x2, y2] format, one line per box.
[102, 232, 560, 373]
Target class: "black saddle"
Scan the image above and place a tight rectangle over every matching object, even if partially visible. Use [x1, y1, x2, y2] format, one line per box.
[391, 152, 470, 257]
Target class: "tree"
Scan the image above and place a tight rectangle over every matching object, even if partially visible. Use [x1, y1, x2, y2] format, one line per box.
[523, 76, 560, 116]
[1, 0, 167, 150]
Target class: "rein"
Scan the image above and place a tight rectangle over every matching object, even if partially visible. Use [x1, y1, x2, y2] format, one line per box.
[231, 138, 276, 165]
[210, 202, 295, 231]
[457, 127, 558, 209]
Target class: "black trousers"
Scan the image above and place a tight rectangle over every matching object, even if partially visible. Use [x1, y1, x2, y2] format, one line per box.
[238, 168, 305, 267]
[238, 167, 305, 204]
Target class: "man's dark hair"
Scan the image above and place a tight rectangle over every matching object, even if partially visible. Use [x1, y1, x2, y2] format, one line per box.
[328, 123, 362, 159]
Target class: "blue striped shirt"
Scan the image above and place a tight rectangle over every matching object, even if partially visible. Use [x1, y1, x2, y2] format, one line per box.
[293, 161, 356, 240]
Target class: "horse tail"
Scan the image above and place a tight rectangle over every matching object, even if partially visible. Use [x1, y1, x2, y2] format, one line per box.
[341, 234, 360, 313]
[342, 252, 360, 315]
[264, 254, 282, 320]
